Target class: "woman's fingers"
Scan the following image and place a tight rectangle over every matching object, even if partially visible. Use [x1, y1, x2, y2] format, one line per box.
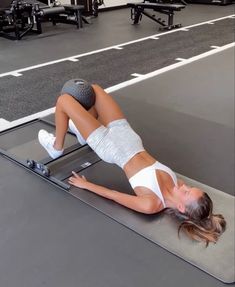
[72, 171, 79, 178]
[71, 171, 87, 181]
[68, 172, 88, 189]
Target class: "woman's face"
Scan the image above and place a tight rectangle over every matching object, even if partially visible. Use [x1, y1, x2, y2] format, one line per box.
[173, 184, 203, 208]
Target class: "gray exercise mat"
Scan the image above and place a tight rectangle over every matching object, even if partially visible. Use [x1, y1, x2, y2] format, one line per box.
[68, 161, 235, 284]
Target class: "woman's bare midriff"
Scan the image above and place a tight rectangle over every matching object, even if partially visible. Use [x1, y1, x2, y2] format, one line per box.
[123, 151, 157, 179]
[123, 151, 174, 200]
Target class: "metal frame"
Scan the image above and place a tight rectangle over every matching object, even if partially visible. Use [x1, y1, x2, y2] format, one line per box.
[0, 118, 101, 190]
[0, 0, 42, 40]
[129, 2, 185, 30]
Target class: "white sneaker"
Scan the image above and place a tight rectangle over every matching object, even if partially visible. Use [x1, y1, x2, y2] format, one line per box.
[38, 129, 64, 159]
[68, 119, 86, 145]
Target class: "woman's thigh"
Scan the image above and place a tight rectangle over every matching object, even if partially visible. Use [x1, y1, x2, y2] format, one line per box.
[57, 94, 102, 140]
[92, 84, 126, 126]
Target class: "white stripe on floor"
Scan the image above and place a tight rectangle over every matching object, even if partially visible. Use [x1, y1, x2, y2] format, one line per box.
[131, 73, 144, 77]
[175, 58, 186, 62]
[1, 42, 234, 132]
[0, 14, 234, 79]
[107, 43, 235, 92]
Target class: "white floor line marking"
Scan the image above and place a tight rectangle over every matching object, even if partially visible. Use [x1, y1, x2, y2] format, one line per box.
[175, 58, 186, 61]
[211, 45, 220, 49]
[113, 46, 123, 50]
[1, 42, 234, 132]
[12, 72, 23, 77]
[67, 58, 79, 62]
[0, 118, 10, 124]
[207, 22, 215, 25]
[0, 108, 55, 132]
[0, 119, 10, 131]
[180, 28, 189, 31]
[131, 73, 143, 77]
[0, 14, 234, 79]
[106, 43, 235, 93]
[150, 36, 159, 40]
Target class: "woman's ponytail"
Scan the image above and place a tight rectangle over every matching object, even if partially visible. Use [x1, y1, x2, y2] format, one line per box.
[178, 214, 226, 246]
[163, 192, 226, 246]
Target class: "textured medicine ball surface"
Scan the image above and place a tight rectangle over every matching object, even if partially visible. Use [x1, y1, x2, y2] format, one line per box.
[61, 79, 96, 110]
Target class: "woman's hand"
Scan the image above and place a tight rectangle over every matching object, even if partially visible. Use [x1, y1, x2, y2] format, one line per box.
[68, 171, 88, 189]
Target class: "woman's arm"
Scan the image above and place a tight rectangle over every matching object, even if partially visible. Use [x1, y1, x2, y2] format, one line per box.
[69, 172, 161, 214]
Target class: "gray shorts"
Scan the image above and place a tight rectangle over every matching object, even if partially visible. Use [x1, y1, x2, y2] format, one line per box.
[86, 119, 145, 168]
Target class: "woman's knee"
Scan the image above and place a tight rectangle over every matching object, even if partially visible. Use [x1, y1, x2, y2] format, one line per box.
[56, 93, 77, 110]
[57, 93, 72, 104]
[91, 84, 100, 90]
[92, 84, 106, 99]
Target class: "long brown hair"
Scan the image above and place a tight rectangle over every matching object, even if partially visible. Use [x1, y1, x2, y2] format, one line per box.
[164, 193, 226, 246]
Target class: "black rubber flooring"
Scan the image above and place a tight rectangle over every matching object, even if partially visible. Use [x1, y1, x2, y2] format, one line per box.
[0, 17, 234, 121]
[0, 4, 234, 74]
[0, 47, 234, 287]
[0, 154, 228, 287]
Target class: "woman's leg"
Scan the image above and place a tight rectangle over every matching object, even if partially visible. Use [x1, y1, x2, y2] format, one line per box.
[38, 93, 102, 158]
[54, 94, 102, 150]
[92, 84, 125, 126]
[68, 84, 123, 143]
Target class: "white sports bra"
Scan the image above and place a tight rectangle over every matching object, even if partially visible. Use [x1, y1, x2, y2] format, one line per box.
[129, 161, 178, 208]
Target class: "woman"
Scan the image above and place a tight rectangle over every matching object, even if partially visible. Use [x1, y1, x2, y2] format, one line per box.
[38, 84, 226, 245]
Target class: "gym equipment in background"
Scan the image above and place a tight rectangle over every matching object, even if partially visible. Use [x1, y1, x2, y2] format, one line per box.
[0, 0, 41, 40]
[127, 0, 186, 30]
[34, 3, 85, 31]
[71, 0, 104, 17]
[186, 0, 233, 5]
[0, 0, 85, 40]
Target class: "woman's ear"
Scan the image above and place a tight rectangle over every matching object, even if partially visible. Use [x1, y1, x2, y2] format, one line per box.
[177, 179, 185, 187]
[177, 202, 186, 213]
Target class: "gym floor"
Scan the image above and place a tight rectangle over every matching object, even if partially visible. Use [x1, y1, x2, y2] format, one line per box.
[0, 4, 234, 73]
[0, 4, 234, 287]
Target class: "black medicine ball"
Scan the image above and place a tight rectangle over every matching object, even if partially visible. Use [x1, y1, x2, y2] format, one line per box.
[61, 79, 96, 110]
